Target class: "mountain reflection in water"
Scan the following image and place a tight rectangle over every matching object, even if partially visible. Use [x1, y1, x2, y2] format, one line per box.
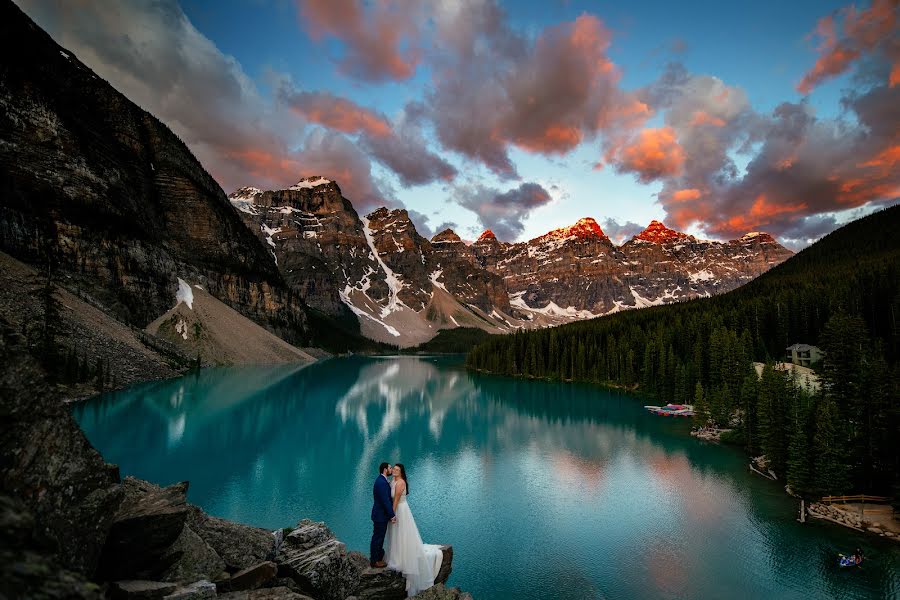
[75, 356, 900, 600]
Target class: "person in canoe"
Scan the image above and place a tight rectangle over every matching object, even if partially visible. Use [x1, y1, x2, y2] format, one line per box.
[838, 548, 863, 567]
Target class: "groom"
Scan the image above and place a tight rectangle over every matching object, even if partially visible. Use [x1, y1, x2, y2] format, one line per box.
[370, 462, 396, 568]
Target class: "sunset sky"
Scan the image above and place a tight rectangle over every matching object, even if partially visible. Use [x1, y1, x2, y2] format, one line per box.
[18, 0, 899, 247]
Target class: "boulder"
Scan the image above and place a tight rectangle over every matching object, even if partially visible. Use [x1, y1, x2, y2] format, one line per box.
[218, 586, 315, 600]
[349, 545, 455, 600]
[412, 584, 473, 600]
[109, 580, 178, 599]
[285, 520, 335, 549]
[186, 505, 274, 571]
[215, 561, 278, 593]
[161, 525, 228, 583]
[163, 580, 216, 600]
[353, 565, 407, 600]
[435, 546, 453, 585]
[276, 521, 362, 600]
[96, 478, 190, 581]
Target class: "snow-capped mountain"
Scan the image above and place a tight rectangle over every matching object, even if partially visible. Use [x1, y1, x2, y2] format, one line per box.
[228, 180, 792, 346]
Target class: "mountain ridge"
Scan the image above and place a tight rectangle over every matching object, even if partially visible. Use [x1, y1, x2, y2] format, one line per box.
[228, 181, 793, 346]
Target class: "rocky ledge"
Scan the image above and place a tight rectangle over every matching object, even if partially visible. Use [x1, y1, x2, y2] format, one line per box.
[807, 502, 899, 541]
[0, 321, 465, 599]
[95, 479, 458, 600]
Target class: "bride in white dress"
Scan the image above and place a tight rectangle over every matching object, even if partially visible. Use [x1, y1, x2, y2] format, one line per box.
[384, 464, 443, 597]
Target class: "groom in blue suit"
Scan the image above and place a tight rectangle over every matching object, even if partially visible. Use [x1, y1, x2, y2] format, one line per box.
[370, 462, 395, 568]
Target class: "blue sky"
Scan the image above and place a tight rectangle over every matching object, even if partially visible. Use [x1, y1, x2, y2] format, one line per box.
[18, 0, 899, 246]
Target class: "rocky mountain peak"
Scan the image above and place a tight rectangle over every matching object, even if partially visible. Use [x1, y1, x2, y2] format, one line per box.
[537, 217, 607, 242]
[477, 229, 498, 243]
[432, 229, 462, 244]
[738, 231, 777, 244]
[636, 220, 689, 243]
[229, 186, 261, 200]
[289, 176, 333, 190]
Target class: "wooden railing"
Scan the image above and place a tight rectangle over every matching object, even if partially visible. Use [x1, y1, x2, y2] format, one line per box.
[820, 494, 889, 504]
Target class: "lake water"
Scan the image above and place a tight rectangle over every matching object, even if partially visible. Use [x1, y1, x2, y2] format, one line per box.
[74, 356, 900, 599]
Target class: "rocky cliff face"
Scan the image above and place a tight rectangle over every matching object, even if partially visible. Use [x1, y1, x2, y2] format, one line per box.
[230, 186, 513, 347]
[0, 2, 307, 345]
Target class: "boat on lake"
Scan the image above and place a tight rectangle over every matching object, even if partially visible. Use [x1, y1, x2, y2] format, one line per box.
[644, 403, 694, 417]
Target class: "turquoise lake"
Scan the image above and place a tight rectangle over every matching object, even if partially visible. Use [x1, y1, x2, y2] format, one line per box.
[74, 356, 900, 599]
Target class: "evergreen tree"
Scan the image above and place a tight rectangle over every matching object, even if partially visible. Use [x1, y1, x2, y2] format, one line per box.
[813, 398, 850, 495]
[693, 382, 709, 425]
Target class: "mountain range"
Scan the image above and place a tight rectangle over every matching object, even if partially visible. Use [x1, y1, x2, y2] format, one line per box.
[229, 180, 792, 346]
[0, 0, 791, 355]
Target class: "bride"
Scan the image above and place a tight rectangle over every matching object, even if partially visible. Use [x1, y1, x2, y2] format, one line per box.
[384, 464, 443, 597]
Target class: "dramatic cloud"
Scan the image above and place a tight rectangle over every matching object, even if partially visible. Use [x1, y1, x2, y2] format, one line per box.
[648, 76, 900, 241]
[279, 88, 457, 187]
[607, 127, 685, 183]
[361, 103, 458, 186]
[280, 90, 392, 137]
[455, 182, 553, 241]
[601, 218, 645, 244]
[797, 0, 899, 93]
[296, 0, 421, 82]
[15, 0, 304, 193]
[426, 5, 648, 178]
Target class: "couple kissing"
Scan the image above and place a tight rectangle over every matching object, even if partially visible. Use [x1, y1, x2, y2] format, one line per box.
[370, 462, 443, 597]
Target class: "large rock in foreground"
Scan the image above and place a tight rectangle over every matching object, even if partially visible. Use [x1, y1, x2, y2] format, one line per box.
[96, 478, 191, 581]
[276, 520, 457, 600]
[276, 520, 363, 600]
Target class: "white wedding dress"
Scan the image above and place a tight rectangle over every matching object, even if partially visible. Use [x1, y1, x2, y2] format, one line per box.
[385, 480, 443, 597]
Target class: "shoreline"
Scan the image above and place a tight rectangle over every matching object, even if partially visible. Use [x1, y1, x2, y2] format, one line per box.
[3, 324, 468, 599]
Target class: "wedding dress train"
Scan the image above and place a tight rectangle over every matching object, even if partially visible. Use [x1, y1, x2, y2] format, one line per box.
[385, 482, 443, 597]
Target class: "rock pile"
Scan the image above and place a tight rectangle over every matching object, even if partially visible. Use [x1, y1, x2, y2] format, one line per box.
[807, 503, 898, 540]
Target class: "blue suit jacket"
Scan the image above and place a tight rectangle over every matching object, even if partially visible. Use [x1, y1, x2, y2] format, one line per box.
[371, 475, 395, 523]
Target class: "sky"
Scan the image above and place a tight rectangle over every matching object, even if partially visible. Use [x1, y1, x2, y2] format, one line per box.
[16, 0, 900, 248]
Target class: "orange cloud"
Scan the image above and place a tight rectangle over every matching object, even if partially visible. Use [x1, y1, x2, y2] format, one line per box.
[671, 188, 702, 201]
[515, 125, 583, 153]
[690, 110, 726, 127]
[225, 148, 301, 183]
[286, 93, 392, 138]
[612, 127, 686, 183]
[891, 61, 900, 87]
[297, 0, 419, 81]
[748, 194, 808, 219]
[859, 144, 900, 170]
[797, 0, 898, 93]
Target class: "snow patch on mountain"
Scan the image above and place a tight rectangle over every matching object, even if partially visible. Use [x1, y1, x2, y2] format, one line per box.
[176, 278, 194, 310]
[289, 177, 331, 190]
[361, 215, 406, 317]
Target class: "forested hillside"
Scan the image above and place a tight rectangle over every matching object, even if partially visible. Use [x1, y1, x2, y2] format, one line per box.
[467, 205, 900, 497]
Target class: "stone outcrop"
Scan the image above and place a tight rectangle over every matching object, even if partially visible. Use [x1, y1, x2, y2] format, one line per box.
[411, 584, 473, 600]
[185, 506, 276, 572]
[0, 2, 308, 347]
[275, 520, 363, 600]
[215, 562, 278, 593]
[97, 478, 191, 581]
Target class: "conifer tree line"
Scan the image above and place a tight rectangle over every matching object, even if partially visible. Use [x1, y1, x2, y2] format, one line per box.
[467, 206, 900, 497]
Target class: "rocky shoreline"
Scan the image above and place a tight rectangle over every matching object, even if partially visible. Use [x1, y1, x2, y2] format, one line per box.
[0, 322, 469, 599]
[806, 502, 899, 542]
